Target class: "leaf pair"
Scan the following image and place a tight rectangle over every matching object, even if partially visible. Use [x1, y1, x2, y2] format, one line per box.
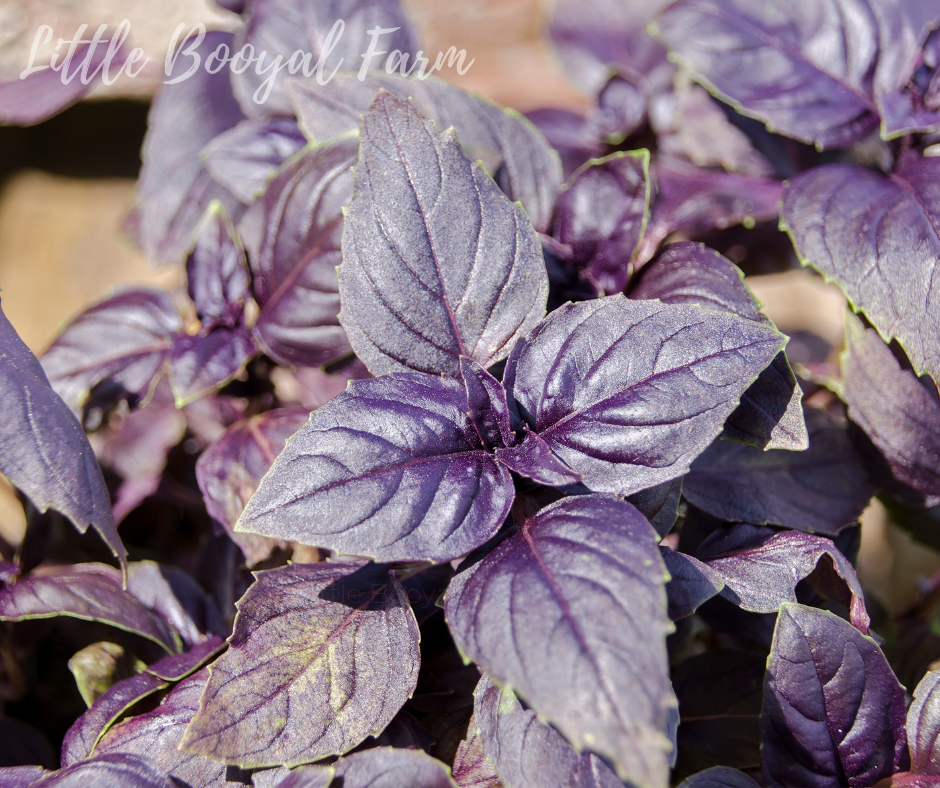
[237, 302, 785, 563]
[237, 94, 787, 564]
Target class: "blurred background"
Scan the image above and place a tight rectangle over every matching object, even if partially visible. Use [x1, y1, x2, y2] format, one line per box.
[0, 0, 935, 615]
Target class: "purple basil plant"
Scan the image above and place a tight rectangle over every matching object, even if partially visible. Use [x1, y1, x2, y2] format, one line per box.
[1, 0, 940, 786]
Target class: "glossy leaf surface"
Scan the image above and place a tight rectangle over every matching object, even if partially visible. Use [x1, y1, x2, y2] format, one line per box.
[907, 669, 940, 777]
[30, 753, 175, 787]
[237, 372, 514, 564]
[760, 604, 906, 787]
[41, 289, 181, 416]
[329, 747, 456, 788]
[630, 242, 807, 450]
[232, 0, 418, 116]
[549, 0, 674, 97]
[181, 562, 420, 767]
[446, 495, 676, 786]
[637, 159, 783, 264]
[505, 295, 784, 495]
[0, 564, 177, 651]
[677, 767, 760, 788]
[627, 478, 684, 539]
[697, 525, 870, 633]
[61, 671, 169, 767]
[555, 151, 650, 295]
[661, 547, 724, 620]
[186, 203, 251, 331]
[339, 93, 548, 377]
[782, 157, 940, 383]
[169, 327, 256, 407]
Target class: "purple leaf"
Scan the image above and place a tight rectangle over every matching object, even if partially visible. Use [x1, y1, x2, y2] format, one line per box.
[243, 138, 356, 368]
[872, 1, 940, 138]
[0, 41, 129, 126]
[651, 78, 775, 178]
[186, 203, 251, 331]
[460, 358, 513, 453]
[554, 150, 651, 295]
[628, 477, 684, 538]
[329, 748, 456, 788]
[630, 242, 808, 451]
[636, 158, 784, 264]
[445, 495, 676, 786]
[0, 301, 124, 566]
[30, 753, 176, 787]
[908, 669, 940, 776]
[677, 767, 760, 788]
[781, 157, 940, 382]
[493, 432, 582, 487]
[232, 0, 418, 116]
[41, 289, 181, 416]
[683, 408, 875, 535]
[261, 765, 335, 787]
[236, 375, 514, 563]
[90, 383, 187, 522]
[181, 563, 420, 767]
[0, 766, 48, 787]
[548, 0, 674, 97]
[93, 670, 231, 788]
[473, 674, 622, 788]
[505, 296, 784, 495]
[451, 714, 500, 788]
[592, 74, 649, 144]
[169, 327, 257, 407]
[145, 636, 226, 682]
[288, 73, 563, 233]
[652, 0, 880, 149]
[61, 672, 169, 767]
[196, 407, 309, 567]
[660, 547, 724, 620]
[201, 116, 307, 203]
[525, 108, 603, 179]
[339, 93, 548, 377]
[697, 526, 871, 634]
[841, 311, 940, 501]
[136, 31, 245, 266]
[125, 562, 226, 647]
[630, 242, 763, 321]
[0, 564, 178, 650]
[274, 363, 368, 410]
[760, 604, 906, 787]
